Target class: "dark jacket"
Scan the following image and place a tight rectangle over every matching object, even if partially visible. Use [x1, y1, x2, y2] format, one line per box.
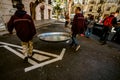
[71, 13, 86, 34]
[112, 17, 118, 27]
[7, 10, 36, 42]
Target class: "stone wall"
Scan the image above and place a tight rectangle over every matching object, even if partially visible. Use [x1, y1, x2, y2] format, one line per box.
[0, 0, 53, 23]
[0, 0, 33, 23]
[0, 0, 13, 23]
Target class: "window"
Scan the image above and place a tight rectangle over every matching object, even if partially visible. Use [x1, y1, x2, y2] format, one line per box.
[97, 7, 101, 13]
[90, 1, 95, 4]
[12, 0, 22, 8]
[116, 7, 120, 12]
[48, 0, 51, 4]
[74, 0, 78, 4]
[89, 6, 93, 12]
[106, 7, 111, 11]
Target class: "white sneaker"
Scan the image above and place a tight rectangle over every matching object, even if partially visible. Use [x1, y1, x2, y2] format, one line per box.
[75, 45, 81, 51]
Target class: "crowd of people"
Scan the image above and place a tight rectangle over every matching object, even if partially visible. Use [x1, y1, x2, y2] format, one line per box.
[64, 7, 120, 50]
[7, 3, 120, 62]
[99, 12, 119, 45]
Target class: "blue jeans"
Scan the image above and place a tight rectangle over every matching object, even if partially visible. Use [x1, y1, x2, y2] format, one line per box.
[71, 33, 78, 46]
[85, 28, 92, 37]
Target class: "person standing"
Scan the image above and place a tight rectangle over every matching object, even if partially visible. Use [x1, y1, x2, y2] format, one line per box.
[7, 4, 36, 62]
[85, 15, 95, 38]
[71, 7, 86, 51]
[111, 12, 120, 42]
[64, 12, 70, 27]
[100, 12, 118, 45]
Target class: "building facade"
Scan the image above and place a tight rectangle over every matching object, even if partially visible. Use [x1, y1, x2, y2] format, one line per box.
[35, 1, 53, 20]
[0, 0, 53, 25]
[71, 0, 120, 19]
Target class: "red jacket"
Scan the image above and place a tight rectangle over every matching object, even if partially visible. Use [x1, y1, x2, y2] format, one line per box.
[7, 10, 36, 42]
[71, 13, 86, 34]
[103, 15, 117, 27]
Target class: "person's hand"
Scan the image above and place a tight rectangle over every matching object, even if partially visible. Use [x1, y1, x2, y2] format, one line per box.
[3, 32, 13, 36]
[80, 33, 85, 37]
[9, 32, 13, 34]
[7, 32, 13, 36]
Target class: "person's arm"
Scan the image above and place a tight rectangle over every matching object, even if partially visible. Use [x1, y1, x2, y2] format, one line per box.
[7, 16, 14, 34]
[71, 14, 77, 31]
[29, 16, 36, 36]
[112, 17, 118, 27]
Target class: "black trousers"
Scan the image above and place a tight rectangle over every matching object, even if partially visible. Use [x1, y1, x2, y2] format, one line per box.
[111, 27, 120, 41]
[65, 21, 69, 27]
[100, 27, 111, 43]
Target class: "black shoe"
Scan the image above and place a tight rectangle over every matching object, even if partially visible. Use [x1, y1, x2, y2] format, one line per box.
[69, 43, 74, 47]
[24, 57, 28, 63]
[99, 40, 103, 43]
[28, 52, 35, 58]
[86, 36, 89, 38]
[101, 42, 106, 45]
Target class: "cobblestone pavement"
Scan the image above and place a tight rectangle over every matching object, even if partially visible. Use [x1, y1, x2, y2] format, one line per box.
[0, 21, 120, 80]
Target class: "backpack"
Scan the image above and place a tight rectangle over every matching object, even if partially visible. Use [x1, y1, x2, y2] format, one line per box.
[103, 16, 114, 27]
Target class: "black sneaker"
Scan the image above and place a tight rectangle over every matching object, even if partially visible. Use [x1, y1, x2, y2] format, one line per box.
[86, 36, 89, 38]
[101, 42, 106, 45]
[24, 57, 28, 63]
[28, 52, 35, 58]
[69, 43, 73, 47]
